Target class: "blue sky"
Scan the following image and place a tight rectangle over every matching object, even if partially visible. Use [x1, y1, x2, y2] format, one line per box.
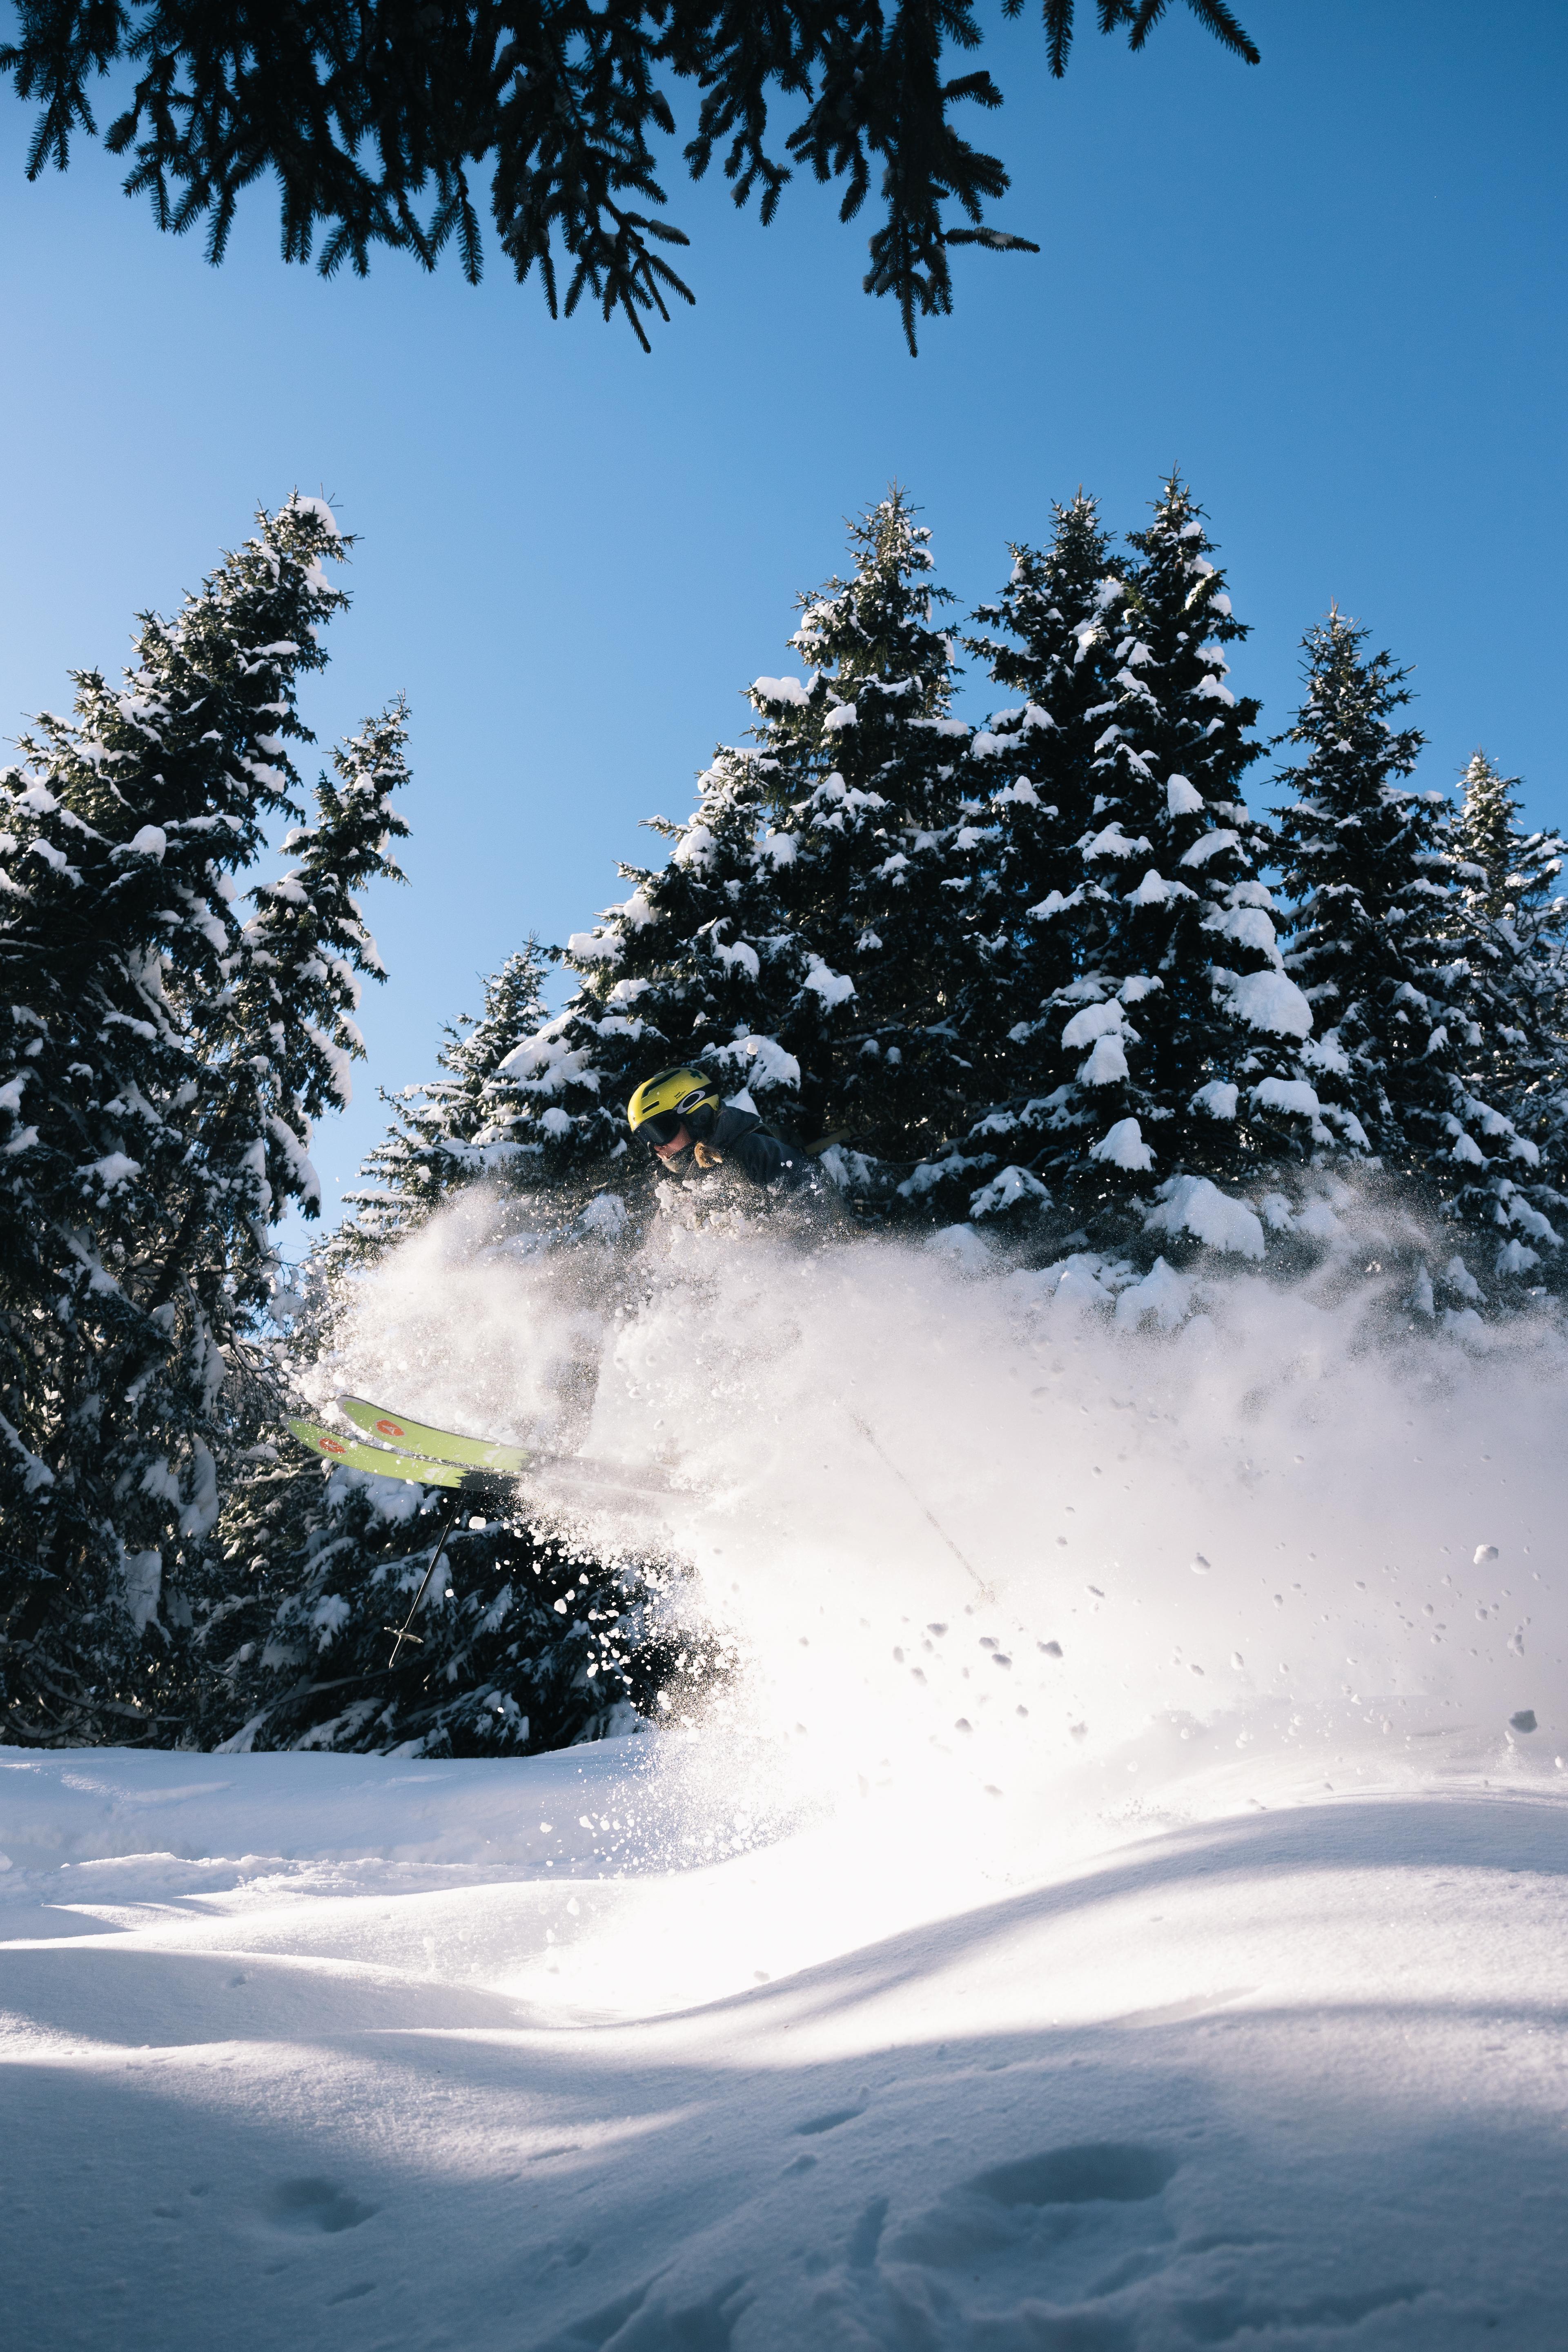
[1, 0, 1563, 1240]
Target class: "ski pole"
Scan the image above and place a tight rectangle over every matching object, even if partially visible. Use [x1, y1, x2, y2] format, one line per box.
[846, 1410, 996, 1604]
[384, 1493, 463, 1669]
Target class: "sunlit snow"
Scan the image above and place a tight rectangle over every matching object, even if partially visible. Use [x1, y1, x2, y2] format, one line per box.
[4, 1210, 1566, 2347]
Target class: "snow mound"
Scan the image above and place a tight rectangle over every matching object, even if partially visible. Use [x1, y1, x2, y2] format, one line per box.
[13, 1211, 1567, 2342]
[1, 1739, 1565, 2349]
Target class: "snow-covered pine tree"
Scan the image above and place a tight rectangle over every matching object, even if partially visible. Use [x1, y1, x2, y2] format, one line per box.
[1442, 751, 1568, 1270]
[204, 696, 413, 1294]
[934, 491, 1127, 1223]
[326, 941, 551, 1275]
[1271, 613, 1434, 1159]
[972, 475, 1316, 1250]
[1272, 619, 1555, 1271]
[488, 745, 808, 1226]
[192, 1456, 729, 1757]
[194, 916, 733, 1755]
[456, 496, 976, 1225]
[747, 490, 976, 1183]
[1448, 751, 1566, 928]
[0, 499, 406, 1745]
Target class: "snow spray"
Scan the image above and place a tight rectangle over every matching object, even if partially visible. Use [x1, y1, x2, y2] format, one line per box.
[311, 1187, 1568, 1870]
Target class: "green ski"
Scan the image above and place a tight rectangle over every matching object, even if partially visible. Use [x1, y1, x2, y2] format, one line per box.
[288, 1406, 687, 1502]
[336, 1394, 535, 1475]
[287, 1417, 469, 1488]
[336, 1394, 687, 1497]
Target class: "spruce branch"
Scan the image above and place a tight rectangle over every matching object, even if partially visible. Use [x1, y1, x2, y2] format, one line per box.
[2, 0, 1257, 347]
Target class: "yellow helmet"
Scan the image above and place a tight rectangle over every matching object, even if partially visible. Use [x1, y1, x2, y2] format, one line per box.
[626, 1065, 719, 1147]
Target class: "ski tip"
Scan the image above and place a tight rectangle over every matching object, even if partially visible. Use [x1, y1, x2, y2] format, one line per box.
[335, 1393, 534, 1475]
[340, 1395, 419, 1446]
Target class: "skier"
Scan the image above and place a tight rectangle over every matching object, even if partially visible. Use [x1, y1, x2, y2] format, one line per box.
[626, 1065, 813, 1192]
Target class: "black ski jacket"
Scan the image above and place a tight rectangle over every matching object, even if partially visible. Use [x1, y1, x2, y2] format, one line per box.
[689, 1106, 812, 1192]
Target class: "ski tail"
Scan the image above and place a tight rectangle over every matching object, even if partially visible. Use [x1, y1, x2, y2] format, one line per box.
[286, 1418, 469, 1489]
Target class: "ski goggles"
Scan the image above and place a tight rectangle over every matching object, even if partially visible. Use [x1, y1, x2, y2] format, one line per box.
[639, 1110, 690, 1149]
[636, 1084, 715, 1147]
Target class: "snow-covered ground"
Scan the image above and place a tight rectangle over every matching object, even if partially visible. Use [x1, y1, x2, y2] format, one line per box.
[7, 1217, 1568, 2348]
[3, 1733, 1566, 2350]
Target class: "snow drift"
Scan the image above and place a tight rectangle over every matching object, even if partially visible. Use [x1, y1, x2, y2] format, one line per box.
[5, 1191, 1567, 2349]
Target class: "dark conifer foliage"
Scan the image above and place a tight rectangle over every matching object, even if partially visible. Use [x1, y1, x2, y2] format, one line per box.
[217, 700, 413, 1256]
[1, 2, 1257, 349]
[1272, 621, 1555, 1269]
[1443, 751, 1568, 1266]
[1448, 750, 1567, 929]
[193, 1458, 722, 1757]
[752, 490, 975, 1176]
[1271, 614, 1432, 1133]
[0, 500, 407, 1745]
[1271, 613, 1438, 1166]
[966, 477, 1316, 1245]
[937, 492, 1126, 1220]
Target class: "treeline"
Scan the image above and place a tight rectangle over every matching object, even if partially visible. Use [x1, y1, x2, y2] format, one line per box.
[356, 478, 1567, 1276]
[2, 482, 1562, 1755]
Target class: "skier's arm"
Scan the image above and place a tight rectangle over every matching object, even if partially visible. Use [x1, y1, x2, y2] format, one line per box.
[697, 1104, 813, 1189]
[705, 1109, 809, 1189]
[729, 1123, 806, 1187]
